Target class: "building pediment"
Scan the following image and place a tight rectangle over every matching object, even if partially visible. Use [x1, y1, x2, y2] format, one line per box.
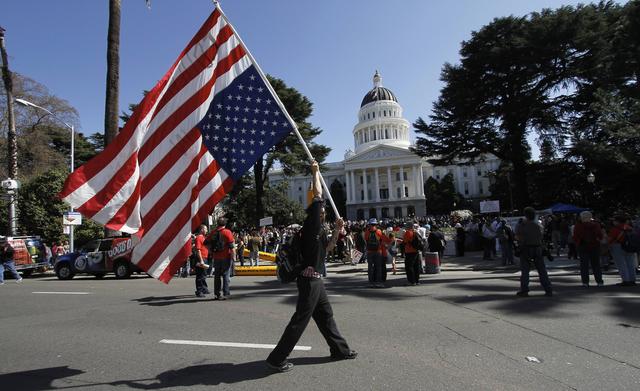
[346, 145, 419, 164]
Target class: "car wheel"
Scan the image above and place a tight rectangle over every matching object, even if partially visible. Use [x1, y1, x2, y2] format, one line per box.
[21, 269, 33, 278]
[114, 261, 131, 279]
[94, 273, 106, 279]
[56, 263, 75, 280]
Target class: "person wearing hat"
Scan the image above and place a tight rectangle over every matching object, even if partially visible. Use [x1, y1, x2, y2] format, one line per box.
[365, 217, 391, 288]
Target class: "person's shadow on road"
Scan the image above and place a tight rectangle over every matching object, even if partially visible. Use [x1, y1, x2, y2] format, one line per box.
[111, 357, 330, 388]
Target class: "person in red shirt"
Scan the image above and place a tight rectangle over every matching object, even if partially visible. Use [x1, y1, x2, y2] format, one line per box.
[194, 224, 210, 297]
[608, 215, 637, 286]
[573, 211, 604, 287]
[365, 218, 391, 288]
[402, 222, 421, 285]
[209, 217, 236, 300]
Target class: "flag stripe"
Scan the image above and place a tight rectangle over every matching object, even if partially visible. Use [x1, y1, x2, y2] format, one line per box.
[156, 175, 234, 284]
[138, 44, 247, 164]
[137, 158, 225, 272]
[74, 153, 138, 218]
[141, 128, 201, 199]
[140, 146, 209, 238]
[106, 177, 142, 231]
[59, 11, 222, 200]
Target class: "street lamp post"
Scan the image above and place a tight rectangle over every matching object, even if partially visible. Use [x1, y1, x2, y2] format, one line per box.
[15, 98, 75, 252]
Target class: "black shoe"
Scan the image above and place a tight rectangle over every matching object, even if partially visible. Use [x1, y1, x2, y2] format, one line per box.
[544, 291, 553, 297]
[266, 360, 294, 372]
[516, 291, 529, 297]
[330, 350, 358, 361]
[196, 292, 205, 298]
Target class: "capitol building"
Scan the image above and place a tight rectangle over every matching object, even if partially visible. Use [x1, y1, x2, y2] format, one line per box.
[269, 71, 499, 221]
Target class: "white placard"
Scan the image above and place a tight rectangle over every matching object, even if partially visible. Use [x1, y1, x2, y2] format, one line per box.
[259, 216, 273, 227]
[63, 212, 82, 225]
[479, 200, 500, 214]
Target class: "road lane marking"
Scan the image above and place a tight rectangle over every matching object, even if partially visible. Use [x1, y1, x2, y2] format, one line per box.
[32, 292, 92, 295]
[159, 339, 311, 351]
[244, 293, 343, 297]
[601, 295, 640, 298]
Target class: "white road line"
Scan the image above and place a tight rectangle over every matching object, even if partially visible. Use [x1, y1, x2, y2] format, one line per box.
[244, 294, 343, 297]
[32, 292, 92, 295]
[159, 339, 311, 351]
[601, 295, 640, 299]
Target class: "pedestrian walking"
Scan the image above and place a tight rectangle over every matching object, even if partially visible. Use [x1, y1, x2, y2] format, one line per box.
[266, 161, 356, 372]
[364, 218, 391, 288]
[573, 211, 604, 287]
[402, 222, 421, 285]
[454, 223, 466, 257]
[0, 241, 23, 284]
[515, 207, 553, 297]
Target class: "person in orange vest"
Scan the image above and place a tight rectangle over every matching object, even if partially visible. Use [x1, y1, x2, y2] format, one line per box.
[402, 222, 421, 285]
[365, 218, 392, 288]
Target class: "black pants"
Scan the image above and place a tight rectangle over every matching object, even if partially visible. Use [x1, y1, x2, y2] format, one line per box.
[405, 252, 420, 284]
[483, 237, 494, 259]
[578, 248, 603, 285]
[367, 252, 385, 283]
[267, 277, 350, 365]
[455, 240, 465, 257]
[194, 266, 208, 294]
[519, 246, 552, 293]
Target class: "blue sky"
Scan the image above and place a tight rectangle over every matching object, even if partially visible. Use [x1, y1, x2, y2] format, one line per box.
[2, 0, 610, 163]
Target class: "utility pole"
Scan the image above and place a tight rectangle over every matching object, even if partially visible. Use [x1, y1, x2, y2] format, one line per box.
[1, 26, 18, 235]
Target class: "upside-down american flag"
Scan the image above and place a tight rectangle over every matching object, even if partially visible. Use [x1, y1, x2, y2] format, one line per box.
[59, 7, 295, 283]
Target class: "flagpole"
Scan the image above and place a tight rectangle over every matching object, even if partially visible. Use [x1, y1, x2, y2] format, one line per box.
[214, 5, 341, 219]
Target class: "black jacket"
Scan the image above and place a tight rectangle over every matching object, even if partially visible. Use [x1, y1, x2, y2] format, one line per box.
[300, 200, 328, 270]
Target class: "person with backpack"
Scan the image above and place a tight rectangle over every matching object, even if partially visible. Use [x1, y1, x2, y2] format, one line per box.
[266, 160, 356, 372]
[365, 218, 392, 288]
[608, 215, 638, 286]
[573, 211, 604, 287]
[402, 222, 422, 285]
[208, 217, 235, 300]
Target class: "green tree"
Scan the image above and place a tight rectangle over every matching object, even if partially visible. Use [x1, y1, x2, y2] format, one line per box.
[17, 168, 103, 246]
[251, 75, 330, 226]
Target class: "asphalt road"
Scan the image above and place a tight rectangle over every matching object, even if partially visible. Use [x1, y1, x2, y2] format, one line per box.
[1, 264, 639, 391]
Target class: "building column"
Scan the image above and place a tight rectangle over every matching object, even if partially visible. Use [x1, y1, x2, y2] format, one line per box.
[350, 171, 356, 202]
[374, 167, 380, 202]
[345, 170, 351, 203]
[400, 166, 405, 199]
[387, 166, 393, 200]
[362, 169, 368, 202]
[419, 165, 425, 196]
[412, 165, 417, 197]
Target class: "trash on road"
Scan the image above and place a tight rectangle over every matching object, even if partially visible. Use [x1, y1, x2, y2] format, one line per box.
[526, 356, 541, 363]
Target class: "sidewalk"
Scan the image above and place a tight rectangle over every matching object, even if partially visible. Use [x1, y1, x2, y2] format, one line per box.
[440, 251, 579, 272]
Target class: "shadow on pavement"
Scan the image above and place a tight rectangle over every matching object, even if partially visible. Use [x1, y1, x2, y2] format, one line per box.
[110, 358, 329, 388]
[0, 366, 84, 391]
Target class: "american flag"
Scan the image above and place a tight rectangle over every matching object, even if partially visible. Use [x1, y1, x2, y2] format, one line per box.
[59, 8, 294, 283]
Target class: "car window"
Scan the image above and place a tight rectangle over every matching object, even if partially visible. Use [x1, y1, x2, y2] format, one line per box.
[98, 239, 113, 252]
[81, 240, 100, 253]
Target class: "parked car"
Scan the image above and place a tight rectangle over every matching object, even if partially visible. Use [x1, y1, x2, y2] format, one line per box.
[0, 235, 48, 277]
[54, 237, 142, 280]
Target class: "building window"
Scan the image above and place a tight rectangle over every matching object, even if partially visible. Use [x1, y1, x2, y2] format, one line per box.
[404, 186, 409, 197]
[464, 182, 469, 195]
[298, 187, 302, 191]
[360, 176, 363, 184]
[369, 208, 377, 218]
[396, 172, 400, 181]
[367, 190, 372, 200]
[463, 169, 467, 178]
[394, 206, 403, 218]
[383, 110, 387, 117]
[381, 207, 389, 218]
[361, 190, 364, 200]
[477, 169, 482, 176]
[372, 112, 375, 118]
[479, 181, 484, 194]
[403, 172, 408, 181]
[397, 187, 402, 198]
[435, 171, 440, 180]
[366, 175, 371, 182]
[357, 209, 365, 220]
[373, 131, 377, 141]
[385, 129, 389, 138]
[380, 188, 389, 199]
